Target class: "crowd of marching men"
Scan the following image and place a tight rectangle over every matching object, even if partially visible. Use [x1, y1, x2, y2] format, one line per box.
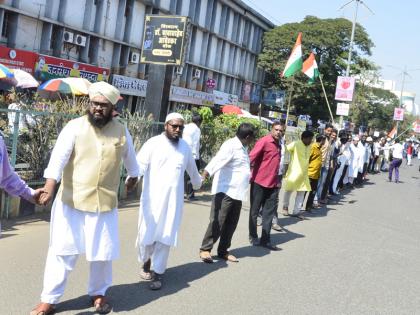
[1, 81, 419, 314]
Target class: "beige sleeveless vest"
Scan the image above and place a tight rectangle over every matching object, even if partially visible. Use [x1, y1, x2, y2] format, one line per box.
[58, 115, 126, 212]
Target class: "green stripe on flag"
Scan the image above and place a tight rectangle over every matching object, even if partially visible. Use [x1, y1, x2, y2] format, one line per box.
[283, 58, 303, 78]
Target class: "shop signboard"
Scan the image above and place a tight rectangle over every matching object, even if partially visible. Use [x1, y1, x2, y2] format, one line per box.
[34, 55, 109, 82]
[111, 75, 147, 97]
[170, 86, 214, 106]
[213, 90, 238, 106]
[0, 46, 38, 74]
[140, 15, 188, 65]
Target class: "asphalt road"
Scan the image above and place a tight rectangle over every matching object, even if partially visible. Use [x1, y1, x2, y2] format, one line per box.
[1, 160, 419, 315]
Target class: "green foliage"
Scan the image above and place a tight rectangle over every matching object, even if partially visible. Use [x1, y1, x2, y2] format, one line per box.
[179, 110, 268, 164]
[258, 16, 375, 122]
[350, 84, 399, 132]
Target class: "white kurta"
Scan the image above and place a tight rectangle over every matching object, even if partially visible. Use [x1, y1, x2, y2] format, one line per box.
[182, 123, 201, 160]
[44, 120, 139, 261]
[348, 143, 364, 178]
[136, 134, 202, 249]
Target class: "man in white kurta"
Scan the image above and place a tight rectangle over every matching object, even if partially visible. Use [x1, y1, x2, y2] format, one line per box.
[182, 112, 202, 200]
[135, 113, 202, 290]
[31, 82, 139, 315]
[348, 136, 364, 185]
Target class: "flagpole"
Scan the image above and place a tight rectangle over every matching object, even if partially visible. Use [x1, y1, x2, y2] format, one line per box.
[319, 74, 335, 123]
[285, 78, 295, 127]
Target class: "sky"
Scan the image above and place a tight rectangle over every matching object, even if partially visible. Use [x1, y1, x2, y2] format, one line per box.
[243, 0, 420, 100]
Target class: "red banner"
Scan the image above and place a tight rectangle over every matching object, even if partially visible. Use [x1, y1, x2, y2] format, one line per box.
[0, 46, 38, 74]
[35, 54, 110, 82]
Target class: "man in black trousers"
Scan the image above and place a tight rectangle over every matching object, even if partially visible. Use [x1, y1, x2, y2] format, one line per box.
[199, 123, 255, 263]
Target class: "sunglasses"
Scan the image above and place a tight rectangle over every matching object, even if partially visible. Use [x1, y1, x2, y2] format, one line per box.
[167, 123, 184, 130]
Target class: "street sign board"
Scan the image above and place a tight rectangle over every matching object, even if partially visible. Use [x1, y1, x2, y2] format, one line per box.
[206, 78, 216, 89]
[140, 15, 188, 65]
[336, 102, 350, 116]
[335, 76, 355, 101]
[393, 108, 404, 121]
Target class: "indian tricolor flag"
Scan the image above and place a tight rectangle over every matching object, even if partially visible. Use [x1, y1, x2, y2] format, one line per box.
[282, 32, 302, 78]
[302, 52, 319, 83]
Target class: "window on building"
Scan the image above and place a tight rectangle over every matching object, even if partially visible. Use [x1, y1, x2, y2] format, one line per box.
[205, 0, 213, 29]
[176, 0, 183, 15]
[188, 27, 197, 62]
[200, 32, 209, 65]
[88, 36, 99, 65]
[209, 0, 217, 32]
[224, 8, 230, 37]
[219, 5, 227, 35]
[1, 11, 9, 38]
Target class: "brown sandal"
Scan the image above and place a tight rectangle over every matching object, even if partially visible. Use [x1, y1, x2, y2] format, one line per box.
[219, 253, 239, 262]
[29, 303, 56, 315]
[91, 295, 112, 314]
[199, 250, 213, 263]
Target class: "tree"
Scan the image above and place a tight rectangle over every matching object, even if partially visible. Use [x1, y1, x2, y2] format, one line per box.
[258, 16, 375, 122]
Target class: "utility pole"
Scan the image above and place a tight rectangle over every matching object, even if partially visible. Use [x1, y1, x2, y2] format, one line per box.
[339, 0, 374, 129]
[397, 65, 407, 135]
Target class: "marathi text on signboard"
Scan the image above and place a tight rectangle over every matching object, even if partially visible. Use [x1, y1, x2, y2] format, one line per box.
[393, 107, 404, 121]
[335, 76, 355, 102]
[0, 46, 38, 74]
[140, 15, 188, 65]
[111, 75, 147, 97]
[336, 102, 350, 116]
[169, 86, 214, 106]
[34, 55, 109, 82]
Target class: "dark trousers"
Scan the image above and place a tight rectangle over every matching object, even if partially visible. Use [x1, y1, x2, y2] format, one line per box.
[249, 182, 279, 245]
[200, 192, 242, 256]
[389, 158, 402, 182]
[306, 178, 319, 210]
[184, 159, 200, 198]
[338, 165, 348, 189]
[321, 167, 334, 200]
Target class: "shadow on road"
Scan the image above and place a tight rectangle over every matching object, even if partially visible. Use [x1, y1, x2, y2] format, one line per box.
[58, 261, 229, 314]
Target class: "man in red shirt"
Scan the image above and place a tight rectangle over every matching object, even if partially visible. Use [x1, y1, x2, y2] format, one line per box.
[249, 121, 285, 250]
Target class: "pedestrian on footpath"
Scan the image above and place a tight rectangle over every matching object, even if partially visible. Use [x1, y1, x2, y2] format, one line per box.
[0, 136, 43, 236]
[282, 131, 314, 218]
[30, 82, 139, 315]
[389, 139, 404, 183]
[248, 121, 285, 250]
[135, 113, 202, 290]
[406, 141, 413, 166]
[199, 123, 255, 263]
[183, 113, 202, 200]
[305, 135, 325, 211]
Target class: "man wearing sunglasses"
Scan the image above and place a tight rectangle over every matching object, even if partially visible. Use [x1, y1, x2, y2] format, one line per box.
[134, 112, 202, 291]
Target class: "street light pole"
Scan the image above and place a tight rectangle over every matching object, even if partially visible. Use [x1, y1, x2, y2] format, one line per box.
[397, 65, 407, 135]
[339, 0, 360, 129]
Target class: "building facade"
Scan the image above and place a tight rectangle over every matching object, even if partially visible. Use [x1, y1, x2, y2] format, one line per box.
[0, 0, 274, 115]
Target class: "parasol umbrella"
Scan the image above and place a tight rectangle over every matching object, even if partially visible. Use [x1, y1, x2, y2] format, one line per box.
[222, 104, 243, 115]
[10, 69, 39, 88]
[0, 63, 14, 79]
[38, 77, 92, 96]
